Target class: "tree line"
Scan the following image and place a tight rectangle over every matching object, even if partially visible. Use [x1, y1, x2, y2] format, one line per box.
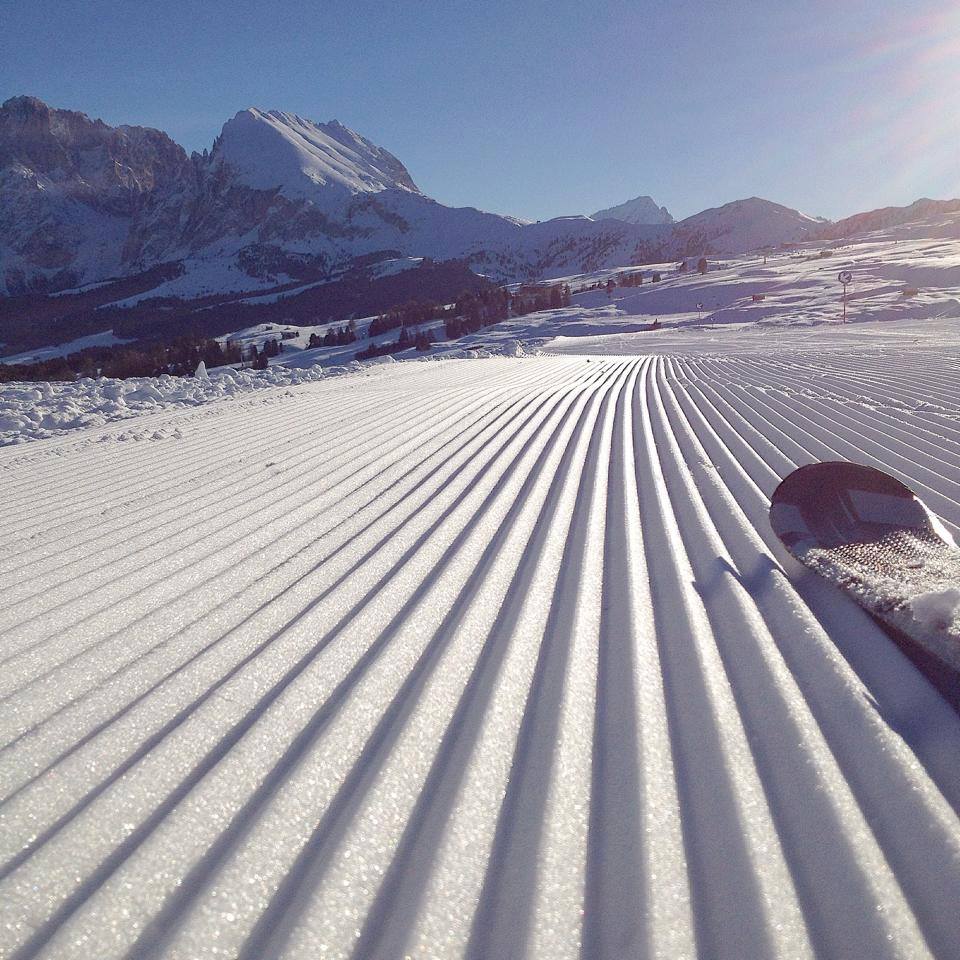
[510, 284, 571, 316]
[306, 321, 357, 348]
[0, 335, 242, 383]
[2, 277, 584, 382]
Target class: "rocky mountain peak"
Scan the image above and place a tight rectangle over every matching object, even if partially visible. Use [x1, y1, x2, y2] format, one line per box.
[0, 96, 189, 193]
[591, 195, 674, 225]
[211, 107, 420, 201]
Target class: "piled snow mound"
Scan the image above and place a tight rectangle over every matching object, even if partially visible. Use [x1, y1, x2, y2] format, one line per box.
[443, 347, 494, 360]
[0, 364, 326, 445]
[909, 587, 960, 630]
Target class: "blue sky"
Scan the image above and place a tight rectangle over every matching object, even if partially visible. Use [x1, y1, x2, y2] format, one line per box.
[2, 0, 957, 221]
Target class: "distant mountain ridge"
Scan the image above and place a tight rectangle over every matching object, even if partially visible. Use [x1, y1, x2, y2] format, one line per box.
[818, 197, 960, 240]
[2, 95, 959, 321]
[0, 97, 677, 299]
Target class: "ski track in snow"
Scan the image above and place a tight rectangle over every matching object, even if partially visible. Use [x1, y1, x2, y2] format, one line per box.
[2, 351, 960, 960]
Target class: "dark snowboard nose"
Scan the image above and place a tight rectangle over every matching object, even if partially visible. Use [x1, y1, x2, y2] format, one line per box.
[770, 461, 931, 552]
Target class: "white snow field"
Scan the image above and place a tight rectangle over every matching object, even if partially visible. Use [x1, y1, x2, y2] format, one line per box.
[2, 331, 960, 960]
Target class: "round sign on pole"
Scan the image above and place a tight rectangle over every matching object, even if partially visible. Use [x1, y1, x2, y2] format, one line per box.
[838, 271, 852, 323]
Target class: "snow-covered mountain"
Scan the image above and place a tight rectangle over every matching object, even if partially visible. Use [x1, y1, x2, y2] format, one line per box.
[126, 106, 686, 291]
[215, 108, 420, 199]
[673, 197, 825, 254]
[0, 97, 840, 307]
[4, 95, 957, 321]
[0, 98, 682, 298]
[591, 195, 674, 225]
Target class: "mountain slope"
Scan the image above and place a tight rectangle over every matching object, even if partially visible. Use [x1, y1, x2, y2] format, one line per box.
[819, 197, 960, 241]
[7, 94, 959, 340]
[674, 197, 824, 253]
[132, 109, 677, 288]
[0, 98, 683, 299]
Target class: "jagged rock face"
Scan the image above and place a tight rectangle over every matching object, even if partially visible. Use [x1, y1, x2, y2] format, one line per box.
[0, 96, 189, 209]
[0, 96, 191, 293]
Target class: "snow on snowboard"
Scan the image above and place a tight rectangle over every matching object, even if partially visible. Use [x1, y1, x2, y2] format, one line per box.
[770, 461, 960, 673]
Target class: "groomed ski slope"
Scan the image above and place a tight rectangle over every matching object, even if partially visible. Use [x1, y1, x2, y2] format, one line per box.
[2, 346, 960, 960]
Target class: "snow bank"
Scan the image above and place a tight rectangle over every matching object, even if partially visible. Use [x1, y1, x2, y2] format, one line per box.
[442, 347, 494, 360]
[0, 364, 327, 446]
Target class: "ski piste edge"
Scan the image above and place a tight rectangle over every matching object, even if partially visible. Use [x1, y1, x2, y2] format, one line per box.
[770, 461, 960, 676]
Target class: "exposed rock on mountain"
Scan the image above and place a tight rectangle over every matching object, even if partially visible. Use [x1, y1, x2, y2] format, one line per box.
[7, 95, 953, 323]
[591, 195, 674, 225]
[0, 96, 190, 294]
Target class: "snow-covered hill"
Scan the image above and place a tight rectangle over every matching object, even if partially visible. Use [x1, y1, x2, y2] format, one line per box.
[820, 197, 960, 241]
[673, 197, 825, 253]
[591, 194, 674, 225]
[5, 221, 960, 956]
